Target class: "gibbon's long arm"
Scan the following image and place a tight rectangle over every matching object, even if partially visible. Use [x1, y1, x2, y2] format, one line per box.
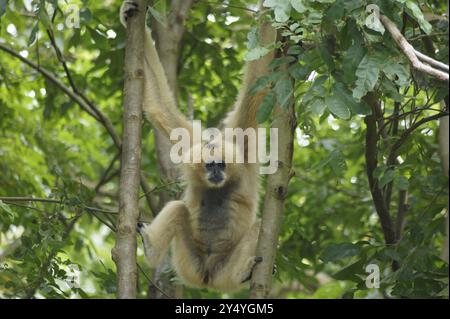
[142, 27, 193, 138]
[121, 1, 192, 139]
[222, 20, 277, 130]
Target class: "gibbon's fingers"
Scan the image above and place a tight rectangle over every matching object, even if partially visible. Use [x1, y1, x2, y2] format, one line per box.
[222, 20, 277, 130]
[119, 1, 139, 28]
[142, 28, 193, 138]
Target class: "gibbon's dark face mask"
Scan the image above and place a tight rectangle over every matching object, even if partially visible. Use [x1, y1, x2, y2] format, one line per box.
[205, 161, 226, 185]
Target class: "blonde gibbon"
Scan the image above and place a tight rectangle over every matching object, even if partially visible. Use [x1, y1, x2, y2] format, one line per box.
[120, 1, 276, 292]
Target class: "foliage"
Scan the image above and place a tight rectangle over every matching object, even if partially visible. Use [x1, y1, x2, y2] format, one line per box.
[0, 0, 448, 299]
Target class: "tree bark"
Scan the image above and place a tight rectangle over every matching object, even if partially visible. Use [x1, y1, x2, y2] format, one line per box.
[439, 113, 449, 263]
[112, 0, 146, 299]
[250, 74, 296, 299]
[364, 95, 397, 246]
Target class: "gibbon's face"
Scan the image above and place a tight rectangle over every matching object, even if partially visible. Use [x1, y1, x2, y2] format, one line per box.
[204, 160, 227, 186]
[185, 140, 243, 188]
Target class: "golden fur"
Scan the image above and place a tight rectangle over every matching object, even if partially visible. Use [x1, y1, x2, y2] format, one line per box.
[121, 1, 276, 292]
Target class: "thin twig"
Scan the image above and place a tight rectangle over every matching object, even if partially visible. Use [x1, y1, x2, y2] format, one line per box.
[136, 263, 174, 299]
[386, 112, 450, 166]
[0, 44, 100, 120]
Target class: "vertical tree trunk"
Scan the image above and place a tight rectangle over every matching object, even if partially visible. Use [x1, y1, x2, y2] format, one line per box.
[250, 76, 296, 299]
[439, 113, 449, 263]
[112, 0, 146, 299]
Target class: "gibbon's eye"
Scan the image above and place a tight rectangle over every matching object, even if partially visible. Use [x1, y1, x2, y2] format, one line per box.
[205, 161, 215, 169]
[217, 162, 226, 169]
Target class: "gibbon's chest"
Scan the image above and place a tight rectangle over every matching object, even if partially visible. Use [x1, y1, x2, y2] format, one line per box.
[197, 185, 234, 233]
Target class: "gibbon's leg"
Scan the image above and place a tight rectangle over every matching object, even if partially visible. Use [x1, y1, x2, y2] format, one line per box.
[212, 220, 262, 290]
[171, 216, 205, 288]
[137, 200, 189, 268]
[120, 0, 192, 139]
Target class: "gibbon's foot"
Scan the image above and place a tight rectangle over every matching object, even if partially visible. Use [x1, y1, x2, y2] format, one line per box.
[240, 258, 279, 283]
[136, 222, 162, 267]
[120, 1, 139, 27]
[240, 256, 263, 283]
[136, 222, 145, 235]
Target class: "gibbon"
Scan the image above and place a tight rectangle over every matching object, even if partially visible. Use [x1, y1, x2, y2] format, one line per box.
[120, 1, 276, 292]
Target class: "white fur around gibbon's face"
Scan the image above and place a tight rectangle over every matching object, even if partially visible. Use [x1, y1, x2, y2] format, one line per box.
[121, 0, 276, 292]
[182, 140, 245, 189]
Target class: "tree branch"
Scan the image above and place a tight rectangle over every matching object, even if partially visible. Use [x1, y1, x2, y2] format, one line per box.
[364, 95, 397, 247]
[0, 197, 119, 215]
[413, 49, 449, 72]
[387, 112, 449, 166]
[0, 39, 158, 217]
[379, 14, 449, 82]
[0, 43, 99, 120]
[45, 28, 122, 149]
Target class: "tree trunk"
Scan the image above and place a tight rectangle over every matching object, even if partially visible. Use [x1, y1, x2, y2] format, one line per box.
[439, 113, 449, 263]
[112, 0, 146, 299]
[250, 77, 296, 299]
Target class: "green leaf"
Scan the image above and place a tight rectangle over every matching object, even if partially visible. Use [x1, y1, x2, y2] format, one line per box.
[248, 76, 271, 95]
[334, 82, 371, 116]
[287, 45, 302, 56]
[378, 169, 395, 188]
[79, 8, 93, 24]
[365, 11, 385, 34]
[326, 83, 362, 119]
[342, 43, 365, 85]
[257, 90, 276, 123]
[0, 0, 7, 18]
[437, 286, 449, 297]
[288, 63, 310, 81]
[290, 0, 306, 13]
[309, 98, 326, 116]
[353, 51, 385, 101]
[318, 44, 335, 71]
[383, 60, 410, 87]
[405, 1, 432, 34]
[245, 46, 270, 61]
[326, 93, 351, 120]
[246, 27, 259, 50]
[380, 78, 404, 102]
[28, 22, 39, 47]
[263, 0, 291, 22]
[395, 175, 409, 191]
[323, 0, 345, 23]
[321, 243, 361, 262]
[333, 259, 366, 283]
[0, 201, 14, 219]
[275, 76, 294, 108]
[269, 56, 296, 69]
